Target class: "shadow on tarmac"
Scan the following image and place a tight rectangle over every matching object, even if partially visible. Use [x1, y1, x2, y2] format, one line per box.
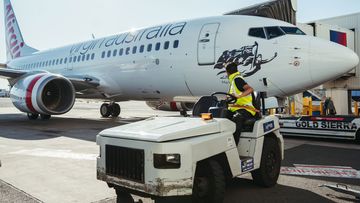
[282, 144, 360, 186]
[96, 179, 337, 203]
[0, 113, 145, 142]
[225, 178, 334, 203]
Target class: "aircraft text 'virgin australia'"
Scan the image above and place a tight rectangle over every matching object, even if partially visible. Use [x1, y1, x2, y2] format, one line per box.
[70, 22, 187, 55]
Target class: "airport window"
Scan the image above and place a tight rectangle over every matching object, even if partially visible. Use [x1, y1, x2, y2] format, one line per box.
[147, 44, 152, 52]
[107, 50, 111, 58]
[265, 27, 285, 39]
[60, 58, 63, 64]
[132, 46, 137, 54]
[101, 51, 106, 58]
[280, 27, 306, 35]
[248, 28, 266, 39]
[173, 40, 179, 48]
[164, 41, 170, 50]
[119, 48, 123, 56]
[64, 57, 67, 64]
[86, 54, 90, 61]
[155, 42, 161, 51]
[91, 53, 95, 60]
[126, 47, 130, 55]
[113, 49, 117, 57]
[77, 55, 81, 62]
[82, 54, 86, 61]
[139, 45, 144, 53]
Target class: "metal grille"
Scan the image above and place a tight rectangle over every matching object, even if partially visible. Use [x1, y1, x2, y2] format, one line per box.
[106, 145, 145, 183]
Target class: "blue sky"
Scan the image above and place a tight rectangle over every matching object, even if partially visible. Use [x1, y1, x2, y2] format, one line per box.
[0, 0, 360, 89]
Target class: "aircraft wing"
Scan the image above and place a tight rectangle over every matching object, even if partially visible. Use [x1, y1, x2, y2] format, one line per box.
[0, 64, 27, 78]
[0, 64, 100, 92]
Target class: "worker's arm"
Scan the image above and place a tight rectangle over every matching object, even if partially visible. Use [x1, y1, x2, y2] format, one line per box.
[237, 84, 253, 98]
[233, 77, 254, 98]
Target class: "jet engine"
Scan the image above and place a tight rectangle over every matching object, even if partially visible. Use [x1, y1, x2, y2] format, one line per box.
[146, 101, 195, 111]
[10, 73, 75, 115]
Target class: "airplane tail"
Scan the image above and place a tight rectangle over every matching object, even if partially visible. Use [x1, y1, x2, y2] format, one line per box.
[3, 0, 38, 62]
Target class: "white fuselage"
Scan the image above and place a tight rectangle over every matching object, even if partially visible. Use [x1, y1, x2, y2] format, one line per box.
[6, 15, 359, 102]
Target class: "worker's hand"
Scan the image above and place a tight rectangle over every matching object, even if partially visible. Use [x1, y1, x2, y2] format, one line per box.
[232, 93, 241, 99]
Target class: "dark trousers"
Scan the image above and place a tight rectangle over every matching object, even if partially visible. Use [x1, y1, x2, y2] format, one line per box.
[228, 109, 254, 145]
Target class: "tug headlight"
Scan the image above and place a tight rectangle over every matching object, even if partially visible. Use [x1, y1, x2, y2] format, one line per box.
[154, 154, 181, 169]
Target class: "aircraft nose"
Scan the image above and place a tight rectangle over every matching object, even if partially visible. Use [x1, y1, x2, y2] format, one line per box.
[310, 38, 359, 84]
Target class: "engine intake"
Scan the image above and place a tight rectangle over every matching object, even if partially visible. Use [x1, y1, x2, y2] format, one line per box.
[10, 73, 75, 115]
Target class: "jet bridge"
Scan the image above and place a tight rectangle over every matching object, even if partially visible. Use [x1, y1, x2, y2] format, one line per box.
[224, 0, 297, 25]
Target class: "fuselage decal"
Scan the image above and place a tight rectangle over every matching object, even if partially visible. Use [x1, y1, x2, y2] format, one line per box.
[214, 41, 277, 77]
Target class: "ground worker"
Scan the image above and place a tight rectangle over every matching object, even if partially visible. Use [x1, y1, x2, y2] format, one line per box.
[225, 62, 257, 144]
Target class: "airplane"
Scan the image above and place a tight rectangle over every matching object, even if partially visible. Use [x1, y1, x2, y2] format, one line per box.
[0, 0, 358, 120]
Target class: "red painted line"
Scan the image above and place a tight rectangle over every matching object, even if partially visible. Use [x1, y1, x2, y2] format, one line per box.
[26, 75, 43, 113]
[294, 164, 353, 170]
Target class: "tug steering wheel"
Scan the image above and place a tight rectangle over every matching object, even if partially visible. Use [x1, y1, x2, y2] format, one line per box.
[211, 92, 238, 105]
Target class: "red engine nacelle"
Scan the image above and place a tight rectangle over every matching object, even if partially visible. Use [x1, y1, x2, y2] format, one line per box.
[10, 73, 75, 115]
[146, 101, 195, 111]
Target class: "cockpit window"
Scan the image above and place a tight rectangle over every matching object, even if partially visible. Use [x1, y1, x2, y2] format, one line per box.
[265, 26, 285, 39]
[248, 28, 266, 39]
[280, 27, 306, 35]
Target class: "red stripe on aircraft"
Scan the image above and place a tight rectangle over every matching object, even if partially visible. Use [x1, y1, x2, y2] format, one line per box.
[26, 75, 43, 113]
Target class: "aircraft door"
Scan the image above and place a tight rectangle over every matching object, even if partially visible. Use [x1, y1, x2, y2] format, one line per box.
[197, 23, 220, 65]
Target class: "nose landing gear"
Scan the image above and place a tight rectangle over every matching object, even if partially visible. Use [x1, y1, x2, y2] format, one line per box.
[100, 102, 121, 118]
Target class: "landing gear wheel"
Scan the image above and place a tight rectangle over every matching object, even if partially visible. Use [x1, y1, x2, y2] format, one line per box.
[251, 136, 281, 187]
[40, 114, 51, 120]
[192, 159, 225, 203]
[115, 189, 134, 203]
[111, 103, 121, 117]
[100, 103, 111, 118]
[27, 113, 39, 120]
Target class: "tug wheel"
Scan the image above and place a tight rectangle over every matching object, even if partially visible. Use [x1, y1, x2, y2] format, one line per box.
[192, 159, 225, 203]
[115, 189, 134, 203]
[251, 136, 281, 187]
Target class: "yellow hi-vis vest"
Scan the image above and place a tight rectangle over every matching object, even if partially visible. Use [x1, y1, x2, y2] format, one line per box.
[228, 72, 256, 116]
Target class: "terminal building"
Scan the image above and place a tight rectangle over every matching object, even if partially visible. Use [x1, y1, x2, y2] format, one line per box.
[298, 13, 360, 115]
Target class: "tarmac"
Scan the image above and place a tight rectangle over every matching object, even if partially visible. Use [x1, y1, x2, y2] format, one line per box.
[0, 98, 360, 203]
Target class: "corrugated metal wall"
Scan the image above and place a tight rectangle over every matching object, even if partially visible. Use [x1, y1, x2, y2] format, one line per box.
[317, 13, 360, 89]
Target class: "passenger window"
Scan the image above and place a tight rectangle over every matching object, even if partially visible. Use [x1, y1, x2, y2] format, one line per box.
[107, 50, 111, 58]
[91, 53, 95, 60]
[69, 57, 72, 63]
[139, 45, 144, 53]
[113, 50, 117, 57]
[86, 54, 90, 60]
[82, 55, 86, 61]
[132, 46, 137, 54]
[248, 28, 266, 39]
[126, 47, 130, 55]
[73, 56, 77, 62]
[64, 58, 67, 64]
[164, 41, 170, 49]
[52, 60, 56, 65]
[280, 27, 306, 35]
[147, 44, 152, 52]
[77, 55, 81, 62]
[119, 48, 123, 56]
[265, 27, 285, 39]
[101, 51, 105, 58]
[60, 58, 63, 64]
[56, 59, 59, 65]
[155, 42, 161, 51]
[173, 40, 179, 48]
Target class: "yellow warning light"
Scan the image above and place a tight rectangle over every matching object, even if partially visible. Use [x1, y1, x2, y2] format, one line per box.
[201, 113, 213, 120]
